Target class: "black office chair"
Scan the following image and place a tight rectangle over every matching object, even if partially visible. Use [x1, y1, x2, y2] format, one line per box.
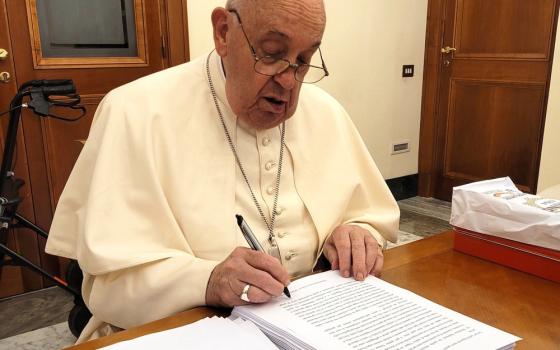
[66, 260, 92, 337]
[0, 79, 91, 338]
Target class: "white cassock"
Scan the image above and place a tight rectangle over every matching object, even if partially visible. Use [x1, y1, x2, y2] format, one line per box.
[46, 50, 400, 343]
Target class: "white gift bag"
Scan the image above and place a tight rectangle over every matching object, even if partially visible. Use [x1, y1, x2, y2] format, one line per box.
[450, 177, 560, 250]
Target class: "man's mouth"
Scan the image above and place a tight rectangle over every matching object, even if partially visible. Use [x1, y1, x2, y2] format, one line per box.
[262, 96, 287, 113]
[264, 96, 286, 105]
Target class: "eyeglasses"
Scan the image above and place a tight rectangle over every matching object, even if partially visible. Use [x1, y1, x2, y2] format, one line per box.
[228, 9, 329, 84]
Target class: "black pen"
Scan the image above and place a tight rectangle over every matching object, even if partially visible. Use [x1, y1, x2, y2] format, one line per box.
[235, 214, 291, 298]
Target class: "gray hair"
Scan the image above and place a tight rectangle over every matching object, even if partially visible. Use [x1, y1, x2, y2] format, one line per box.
[225, 0, 253, 11]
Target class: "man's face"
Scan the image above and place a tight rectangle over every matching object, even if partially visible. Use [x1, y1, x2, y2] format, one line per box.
[213, 1, 326, 130]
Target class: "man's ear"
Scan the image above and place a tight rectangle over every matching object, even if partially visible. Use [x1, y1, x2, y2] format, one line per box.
[211, 8, 229, 57]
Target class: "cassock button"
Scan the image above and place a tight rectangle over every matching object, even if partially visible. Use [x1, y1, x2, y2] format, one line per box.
[265, 161, 276, 171]
[262, 137, 271, 146]
[275, 207, 285, 216]
[267, 186, 275, 195]
[285, 252, 297, 261]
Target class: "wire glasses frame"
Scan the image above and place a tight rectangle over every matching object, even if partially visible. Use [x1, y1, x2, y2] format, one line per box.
[228, 9, 329, 84]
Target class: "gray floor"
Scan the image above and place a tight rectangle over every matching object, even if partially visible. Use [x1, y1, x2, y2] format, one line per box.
[0, 287, 73, 340]
[0, 196, 452, 349]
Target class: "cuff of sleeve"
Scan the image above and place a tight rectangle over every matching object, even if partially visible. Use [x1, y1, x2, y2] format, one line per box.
[191, 258, 221, 306]
[84, 256, 222, 329]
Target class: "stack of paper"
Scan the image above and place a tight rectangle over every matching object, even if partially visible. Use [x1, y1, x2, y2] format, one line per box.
[100, 316, 277, 350]
[232, 270, 520, 350]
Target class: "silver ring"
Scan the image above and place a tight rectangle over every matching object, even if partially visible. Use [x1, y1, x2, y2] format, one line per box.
[240, 283, 251, 302]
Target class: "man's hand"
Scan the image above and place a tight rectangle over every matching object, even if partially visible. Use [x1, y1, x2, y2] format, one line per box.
[206, 247, 290, 307]
[323, 225, 383, 281]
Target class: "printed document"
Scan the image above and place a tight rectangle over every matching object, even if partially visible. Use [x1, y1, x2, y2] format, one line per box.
[233, 270, 520, 350]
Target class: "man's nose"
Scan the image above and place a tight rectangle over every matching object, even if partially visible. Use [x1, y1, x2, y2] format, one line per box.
[273, 66, 297, 90]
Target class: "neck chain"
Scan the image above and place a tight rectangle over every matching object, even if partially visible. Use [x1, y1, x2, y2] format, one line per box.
[206, 52, 285, 247]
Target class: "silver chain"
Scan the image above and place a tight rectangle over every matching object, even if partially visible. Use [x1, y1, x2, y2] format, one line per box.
[206, 52, 285, 245]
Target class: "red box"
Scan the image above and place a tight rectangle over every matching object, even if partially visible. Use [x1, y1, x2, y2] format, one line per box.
[453, 227, 560, 283]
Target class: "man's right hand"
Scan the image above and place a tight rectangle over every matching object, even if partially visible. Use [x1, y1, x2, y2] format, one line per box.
[205, 247, 290, 307]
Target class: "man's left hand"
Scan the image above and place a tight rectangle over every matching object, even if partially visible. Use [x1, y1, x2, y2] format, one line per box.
[322, 225, 383, 281]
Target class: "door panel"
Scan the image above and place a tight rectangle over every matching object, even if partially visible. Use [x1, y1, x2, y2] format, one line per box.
[421, 0, 559, 201]
[0, 0, 189, 297]
[444, 80, 545, 190]
[456, 0, 556, 58]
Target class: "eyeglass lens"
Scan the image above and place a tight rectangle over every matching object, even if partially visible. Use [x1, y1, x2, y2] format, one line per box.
[254, 59, 326, 83]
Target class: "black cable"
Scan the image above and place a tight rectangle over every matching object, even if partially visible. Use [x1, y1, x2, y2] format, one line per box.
[2, 103, 85, 121]
[11, 136, 18, 172]
[0, 105, 23, 117]
[46, 113, 86, 122]
[0, 106, 23, 172]
[41, 95, 86, 121]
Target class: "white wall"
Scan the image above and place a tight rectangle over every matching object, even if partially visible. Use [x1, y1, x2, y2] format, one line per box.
[187, 0, 428, 180]
[538, 27, 560, 192]
[187, 1, 222, 56]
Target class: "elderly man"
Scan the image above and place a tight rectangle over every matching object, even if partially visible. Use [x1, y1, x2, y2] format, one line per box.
[46, 0, 399, 343]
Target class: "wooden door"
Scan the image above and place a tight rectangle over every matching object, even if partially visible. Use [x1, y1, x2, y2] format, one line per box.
[419, 0, 559, 201]
[0, 0, 189, 297]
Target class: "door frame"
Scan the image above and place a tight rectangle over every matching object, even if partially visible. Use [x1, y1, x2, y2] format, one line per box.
[417, 0, 560, 197]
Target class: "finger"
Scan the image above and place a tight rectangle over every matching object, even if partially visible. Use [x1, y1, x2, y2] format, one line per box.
[233, 281, 274, 305]
[371, 246, 384, 277]
[222, 248, 286, 297]
[245, 284, 273, 303]
[323, 244, 339, 270]
[333, 230, 352, 278]
[232, 258, 286, 297]
[242, 249, 290, 287]
[350, 229, 367, 281]
[364, 235, 378, 275]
